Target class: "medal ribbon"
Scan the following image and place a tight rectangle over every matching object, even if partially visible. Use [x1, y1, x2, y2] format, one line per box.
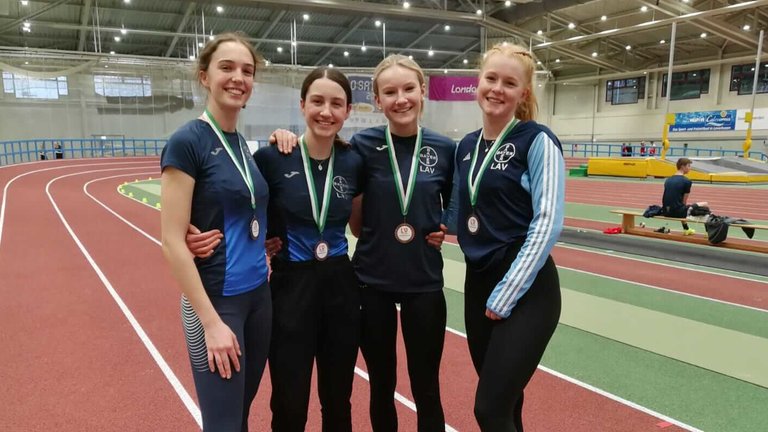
[467, 117, 520, 208]
[201, 109, 256, 210]
[299, 135, 335, 235]
[386, 125, 423, 218]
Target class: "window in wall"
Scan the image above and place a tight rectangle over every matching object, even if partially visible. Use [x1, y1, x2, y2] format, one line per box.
[730, 62, 768, 95]
[661, 69, 710, 100]
[605, 77, 646, 105]
[1, 72, 68, 99]
[94, 74, 152, 97]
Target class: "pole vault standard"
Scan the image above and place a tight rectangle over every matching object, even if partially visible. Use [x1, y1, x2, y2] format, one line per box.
[743, 29, 764, 160]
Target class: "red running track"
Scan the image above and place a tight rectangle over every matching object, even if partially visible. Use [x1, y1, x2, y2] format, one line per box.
[0, 158, 696, 431]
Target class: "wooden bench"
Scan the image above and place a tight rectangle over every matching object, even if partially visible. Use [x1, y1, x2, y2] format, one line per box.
[610, 209, 768, 254]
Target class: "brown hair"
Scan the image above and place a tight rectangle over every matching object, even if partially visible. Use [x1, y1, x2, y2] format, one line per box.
[196, 31, 263, 85]
[300, 66, 352, 148]
[676, 157, 692, 170]
[480, 43, 538, 121]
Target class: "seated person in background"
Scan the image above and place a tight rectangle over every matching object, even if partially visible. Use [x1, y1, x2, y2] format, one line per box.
[662, 157, 709, 236]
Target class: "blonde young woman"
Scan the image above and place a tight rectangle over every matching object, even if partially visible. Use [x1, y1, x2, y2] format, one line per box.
[270, 54, 454, 432]
[160, 32, 271, 431]
[455, 44, 565, 432]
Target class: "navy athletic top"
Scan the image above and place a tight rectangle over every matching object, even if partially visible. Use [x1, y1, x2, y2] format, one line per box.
[254, 144, 363, 262]
[351, 125, 455, 293]
[662, 175, 692, 216]
[161, 119, 269, 297]
[456, 121, 565, 318]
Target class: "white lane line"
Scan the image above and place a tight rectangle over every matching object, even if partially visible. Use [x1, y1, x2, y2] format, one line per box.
[443, 327, 703, 432]
[45, 168, 203, 428]
[0, 161, 155, 249]
[86, 174, 461, 432]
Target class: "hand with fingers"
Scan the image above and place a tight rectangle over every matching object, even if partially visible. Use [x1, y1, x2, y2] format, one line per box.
[186, 224, 223, 258]
[485, 308, 502, 321]
[264, 237, 283, 257]
[203, 320, 242, 379]
[426, 224, 448, 251]
[268, 129, 299, 154]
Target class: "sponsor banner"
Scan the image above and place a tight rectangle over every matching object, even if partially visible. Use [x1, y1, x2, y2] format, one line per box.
[348, 75, 378, 112]
[428, 75, 478, 101]
[736, 107, 768, 130]
[669, 110, 737, 132]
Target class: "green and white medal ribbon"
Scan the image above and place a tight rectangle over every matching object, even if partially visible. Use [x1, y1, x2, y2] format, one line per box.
[300, 135, 335, 260]
[386, 124, 423, 244]
[466, 116, 520, 235]
[201, 109, 259, 239]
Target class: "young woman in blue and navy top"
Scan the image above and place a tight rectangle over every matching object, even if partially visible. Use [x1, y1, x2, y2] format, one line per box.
[254, 67, 363, 432]
[351, 55, 454, 432]
[160, 33, 272, 431]
[455, 44, 565, 432]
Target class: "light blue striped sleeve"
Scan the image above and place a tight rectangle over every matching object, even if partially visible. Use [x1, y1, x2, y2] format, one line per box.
[486, 131, 565, 318]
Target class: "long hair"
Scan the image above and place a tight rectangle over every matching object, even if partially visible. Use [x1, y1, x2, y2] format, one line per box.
[480, 43, 538, 121]
[372, 54, 426, 115]
[196, 31, 263, 85]
[300, 66, 352, 148]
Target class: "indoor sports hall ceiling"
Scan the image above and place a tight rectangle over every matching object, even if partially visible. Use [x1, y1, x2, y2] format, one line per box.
[1, 0, 767, 81]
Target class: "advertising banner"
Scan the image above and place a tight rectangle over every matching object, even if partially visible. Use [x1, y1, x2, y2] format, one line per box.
[347, 75, 385, 128]
[428, 75, 478, 101]
[736, 107, 768, 130]
[669, 110, 737, 132]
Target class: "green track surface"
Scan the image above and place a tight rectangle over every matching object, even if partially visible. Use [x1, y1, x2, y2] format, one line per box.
[131, 179, 768, 431]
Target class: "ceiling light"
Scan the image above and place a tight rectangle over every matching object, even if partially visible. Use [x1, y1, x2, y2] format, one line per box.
[555, 58, 560, 63]
[537, 30, 543, 35]
[428, 49, 434, 57]
[120, 28, 127, 35]
[328, 63, 334, 68]
[641, 6, 648, 12]
[302, 13, 310, 21]
[626, 45, 631, 50]
[682, 0, 689, 2]
[463, 58, 468, 64]
[23, 21, 30, 28]
[276, 46, 283, 53]
[476, 9, 483, 15]
[403, 1, 410, 8]
[291, 41, 296, 46]
[110, 51, 115, 55]
[24, 61, 28, 64]
[408, 55, 413, 60]
[361, 45, 367, 52]
[536, 60, 542, 65]
[505, 0, 512, 6]
[209, 34, 214, 41]
[20, 0, 28, 5]
[188, 56, 195, 60]
[198, 42, 203, 48]
[114, 36, 121, 42]
[124, 0, 130, 3]
[538, 84, 542, 87]
[443, 69, 448, 74]
[700, 32, 707, 38]
[343, 50, 349, 57]
[444, 24, 451, 31]
[375, 20, 382, 27]
[216, 6, 223, 13]
[601, 15, 607, 21]
[568, 23, 576, 29]
[660, 39, 666, 44]
[265, 60, 271, 66]
[591, 52, 598, 57]
[22, 27, 30, 32]
[743, 24, 751, 31]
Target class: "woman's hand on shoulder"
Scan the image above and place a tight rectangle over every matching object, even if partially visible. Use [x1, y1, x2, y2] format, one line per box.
[269, 129, 299, 154]
[485, 308, 502, 321]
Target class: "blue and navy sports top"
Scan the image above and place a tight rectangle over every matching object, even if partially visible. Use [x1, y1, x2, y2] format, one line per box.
[161, 119, 269, 297]
[351, 126, 455, 293]
[254, 144, 363, 262]
[456, 121, 565, 317]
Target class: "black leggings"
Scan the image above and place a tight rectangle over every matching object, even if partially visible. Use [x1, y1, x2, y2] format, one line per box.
[360, 287, 447, 432]
[464, 245, 561, 432]
[181, 286, 272, 432]
[268, 256, 361, 432]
